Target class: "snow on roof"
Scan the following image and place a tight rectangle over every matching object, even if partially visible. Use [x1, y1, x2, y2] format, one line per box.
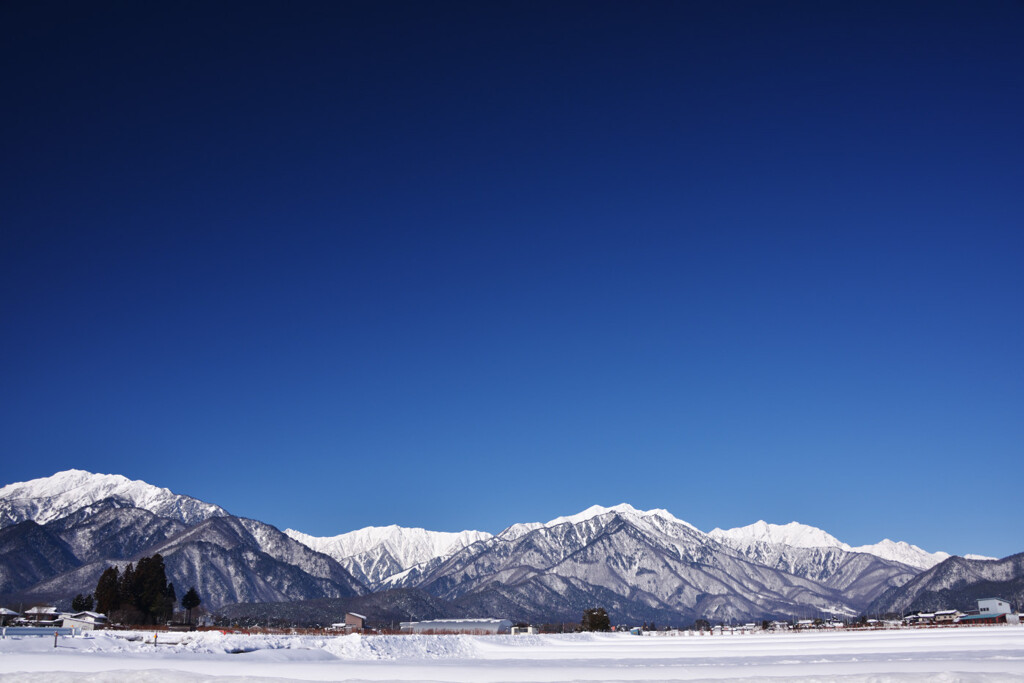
[0, 607, 19, 615]
[71, 611, 107, 619]
[24, 606, 57, 614]
[347, 612, 367, 620]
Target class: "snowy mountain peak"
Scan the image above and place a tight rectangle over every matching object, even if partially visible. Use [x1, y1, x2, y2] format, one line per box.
[544, 503, 694, 529]
[710, 520, 848, 550]
[284, 524, 492, 583]
[848, 539, 951, 571]
[709, 521, 952, 570]
[0, 469, 227, 528]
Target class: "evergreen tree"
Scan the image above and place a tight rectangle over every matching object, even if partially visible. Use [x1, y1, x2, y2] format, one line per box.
[165, 583, 177, 623]
[135, 554, 170, 623]
[580, 607, 611, 632]
[181, 587, 201, 624]
[95, 566, 120, 615]
[118, 562, 137, 610]
[71, 593, 94, 612]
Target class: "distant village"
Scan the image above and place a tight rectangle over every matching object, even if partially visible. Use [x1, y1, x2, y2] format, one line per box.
[2, 597, 1020, 638]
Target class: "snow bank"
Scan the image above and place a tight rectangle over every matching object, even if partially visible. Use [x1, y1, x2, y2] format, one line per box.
[1, 626, 1022, 681]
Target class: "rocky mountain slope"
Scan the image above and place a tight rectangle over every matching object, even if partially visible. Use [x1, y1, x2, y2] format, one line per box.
[285, 525, 491, 588]
[0, 472, 365, 609]
[866, 553, 1024, 615]
[11, 513, 367, 609]
[380, 504, 895, 623]
[707, 521, 920, 605]
[709, 520, 951, 570]
[1, 470, 1009, 624]
[0, 521, 80, 594]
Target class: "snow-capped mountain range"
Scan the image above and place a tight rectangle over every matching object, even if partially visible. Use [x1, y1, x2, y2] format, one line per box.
[372, 501, 913, 622]
[287, 503, 957, 588]
[708, 520, 952, 571]
[0, 471, 1008, 623]
[283, 526, 492, 587]
[0, 469, 227, 527]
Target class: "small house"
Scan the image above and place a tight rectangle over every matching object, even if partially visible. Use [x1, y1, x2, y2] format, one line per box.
[23, 606, 59, 625]
[330, 612, 367, 634]
[61, 611, 109, 630]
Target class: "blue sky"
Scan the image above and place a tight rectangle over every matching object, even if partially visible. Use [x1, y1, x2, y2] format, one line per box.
[2, 1, 1021, 558]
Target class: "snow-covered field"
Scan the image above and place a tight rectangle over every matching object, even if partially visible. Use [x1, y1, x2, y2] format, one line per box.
[1, 627, 1023, 682]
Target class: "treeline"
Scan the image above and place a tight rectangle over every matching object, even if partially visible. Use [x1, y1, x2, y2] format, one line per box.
[94, 553, 176, 625]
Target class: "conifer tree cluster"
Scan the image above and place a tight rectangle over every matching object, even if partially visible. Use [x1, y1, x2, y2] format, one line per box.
[93, 553, 177, 624]
[71, 593, 94, 612]
[580, 607, 611, 632]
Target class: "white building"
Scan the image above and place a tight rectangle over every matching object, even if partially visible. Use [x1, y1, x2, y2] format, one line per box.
[60, 611, 109, 630]
[511, 626, 538, 635]
[401, 619, 512, 634]
[978, 598, 1010, 616]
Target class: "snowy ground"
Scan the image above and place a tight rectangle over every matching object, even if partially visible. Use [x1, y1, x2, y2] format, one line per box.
[1, 627, 1023, 682]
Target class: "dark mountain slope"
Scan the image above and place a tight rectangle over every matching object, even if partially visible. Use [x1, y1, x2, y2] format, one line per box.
[0, 520, 81, 594]
[867, 553, 1024, 614]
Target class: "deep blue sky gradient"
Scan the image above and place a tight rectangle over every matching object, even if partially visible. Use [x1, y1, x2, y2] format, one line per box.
[2, 1, 1022, 557]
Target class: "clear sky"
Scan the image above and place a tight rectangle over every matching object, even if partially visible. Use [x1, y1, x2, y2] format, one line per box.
[2, 1, 1021, 558]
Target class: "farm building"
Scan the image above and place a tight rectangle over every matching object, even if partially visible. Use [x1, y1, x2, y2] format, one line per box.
[400, 619, 513, 635]
[978, 598, 1010, 615]
[958, 598, 1016, 625]
[958, 612, 1010, 625]
[329, 612, 367, 633]
[60, 611, 109, 630]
